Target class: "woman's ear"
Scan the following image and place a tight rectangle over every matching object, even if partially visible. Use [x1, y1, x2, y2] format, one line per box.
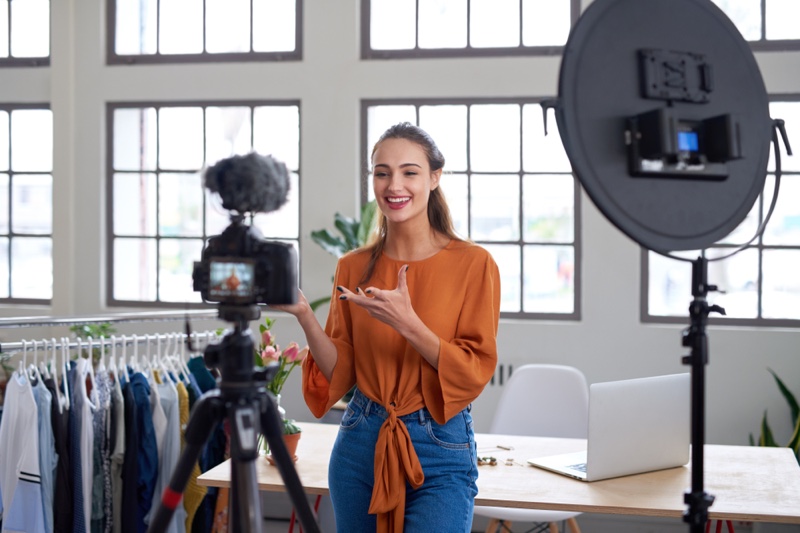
[431, 169, 442, 190]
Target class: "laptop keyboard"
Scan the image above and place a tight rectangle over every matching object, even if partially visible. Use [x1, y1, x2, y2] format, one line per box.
[568, 463, 587, 473]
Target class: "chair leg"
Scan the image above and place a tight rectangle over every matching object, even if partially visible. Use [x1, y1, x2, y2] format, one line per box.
[566, 517, 582, 533]
[484, 518, 499, 533]
[548, 522, 559, 533]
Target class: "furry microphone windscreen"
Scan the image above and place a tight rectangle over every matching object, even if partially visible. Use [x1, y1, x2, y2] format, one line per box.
[204, 152, 291, 214]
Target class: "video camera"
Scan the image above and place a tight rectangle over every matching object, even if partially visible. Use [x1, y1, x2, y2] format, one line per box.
[192, 152, 298, 308]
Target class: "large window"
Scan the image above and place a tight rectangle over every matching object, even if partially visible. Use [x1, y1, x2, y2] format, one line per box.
[0, 0, 50, 66]
[108, 0, 302, 64]
[0, 104, 54, 302]
[362, 0, 579, 59]
[712, 0, 800, 49]
[108, 101, 300, 306]
[363, 99, 579, 319]
[644, 99, 800, 326]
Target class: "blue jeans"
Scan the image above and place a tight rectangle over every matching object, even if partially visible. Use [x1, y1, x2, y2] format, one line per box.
[328, 388, 479, 532]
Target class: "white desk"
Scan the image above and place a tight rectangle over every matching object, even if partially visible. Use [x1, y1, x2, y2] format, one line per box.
[198, 422, 800, 524]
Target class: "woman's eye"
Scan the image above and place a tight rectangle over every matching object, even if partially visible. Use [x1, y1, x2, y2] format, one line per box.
[404, 171, 417, 176]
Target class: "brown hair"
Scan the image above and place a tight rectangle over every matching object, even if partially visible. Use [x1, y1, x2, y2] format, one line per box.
[360, 122, 462, 284]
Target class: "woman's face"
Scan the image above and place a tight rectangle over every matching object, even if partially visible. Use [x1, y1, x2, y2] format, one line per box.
[371, 138, 441, 227]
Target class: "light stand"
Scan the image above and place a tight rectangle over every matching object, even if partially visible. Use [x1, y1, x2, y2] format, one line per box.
[681, 257, 724, 531]
[146, 306, 320, 533]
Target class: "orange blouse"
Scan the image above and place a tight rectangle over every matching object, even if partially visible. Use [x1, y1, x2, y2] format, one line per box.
[302, 240, 500, 532]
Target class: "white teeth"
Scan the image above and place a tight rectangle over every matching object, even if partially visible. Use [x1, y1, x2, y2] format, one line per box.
[387, 197, 408, 203]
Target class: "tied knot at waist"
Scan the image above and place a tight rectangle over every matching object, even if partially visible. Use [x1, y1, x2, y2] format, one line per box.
[368, 403, 425, 518]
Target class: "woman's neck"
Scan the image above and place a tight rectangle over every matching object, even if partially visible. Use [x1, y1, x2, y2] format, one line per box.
[383, 225, 450, 262]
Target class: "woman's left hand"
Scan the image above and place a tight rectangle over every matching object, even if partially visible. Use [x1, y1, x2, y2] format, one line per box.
[338, 265, 414, 332]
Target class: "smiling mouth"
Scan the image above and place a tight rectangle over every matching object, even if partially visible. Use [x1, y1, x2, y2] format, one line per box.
[386, 197, 410, 209]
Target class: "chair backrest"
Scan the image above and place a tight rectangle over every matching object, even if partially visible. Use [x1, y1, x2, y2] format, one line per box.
[490, 364, 589, 439]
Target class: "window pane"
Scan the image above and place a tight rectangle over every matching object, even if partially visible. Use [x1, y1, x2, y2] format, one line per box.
[419, 0, 467, 49]
[522, 104, 571, 172]
[419, 105, 468, 172]
[253, 106, 300, 171]
[706, 248, 758, 319]
[159, 173, 203, 237]
[206, 107, 252, 165]
[370, 0, 416, 50]
[11, 236, 51, 299]
[11, 109, 53, 172]
[10, 0, 49, 57]
[114, 173, 157, 236]
[765, 0, 800, 40]
[648, 250, 700, 316]
[206, 190, 230, 236]
[115, 0, 158, 54]
[366, 106, 417, 160]
[160, 0, 203, 54]
[523, 174, 573, 243]
[253, 0, 297, 52]
[762, 249, 800, 319]
[159, 238, 203, 302]
[768, 102, 800, 172]
[470, 0, 520, 48]
[0, 174, 8, 233]
[523, 245, 574, 313]
[254, 172, 299, 238]
[762, 176, 800, 245]
[470, 104, 520, 172]
[114, 238, 157, 301]
[11, 174, 51, 234]
[0, 2, 8, 58]
[712, 0, 761, 41]
[206, 0, 250, 53]
[159, 107, 204, 170]
[471, 174, 519, 241]
[522, 0, 570, 46]
[0, 111, 8, 170]
[439, 172, 468, 239]
[0, 237, 7, 297]
[483, 244, 520, 312]
[114, 108, 158, 171]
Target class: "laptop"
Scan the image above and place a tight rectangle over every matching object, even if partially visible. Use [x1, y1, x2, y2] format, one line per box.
[527, 372, 690, 482]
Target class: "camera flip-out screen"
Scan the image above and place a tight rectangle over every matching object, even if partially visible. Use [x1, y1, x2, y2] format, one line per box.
[208, 258, 256, 302]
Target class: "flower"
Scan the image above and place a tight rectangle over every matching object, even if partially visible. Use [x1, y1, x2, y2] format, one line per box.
[255, 316, 308, 435]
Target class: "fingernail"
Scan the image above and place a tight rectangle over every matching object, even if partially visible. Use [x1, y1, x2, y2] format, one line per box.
[336, 286, 343, 292]
[338, 295, 347, 300]
[356, 287, 362, 293]
[405, 265, 409, 271]
[365, 289, 372, 294]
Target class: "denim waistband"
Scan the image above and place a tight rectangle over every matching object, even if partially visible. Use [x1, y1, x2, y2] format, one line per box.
[350, 387, 431, 424]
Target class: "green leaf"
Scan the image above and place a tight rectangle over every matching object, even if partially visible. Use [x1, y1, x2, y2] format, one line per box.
[310, 229, 348, 257]
[788, 414, 800, 462]
[760, 412, 778, 447]
[334, 213, 359, 249]
[767, 367, 799, 427]
[308, 295, 331, 312]
[357, 200, 378, 246]
[283, 419, 302, 435]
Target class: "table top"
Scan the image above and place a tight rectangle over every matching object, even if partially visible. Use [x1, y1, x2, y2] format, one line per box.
[198, 422, 800, 524]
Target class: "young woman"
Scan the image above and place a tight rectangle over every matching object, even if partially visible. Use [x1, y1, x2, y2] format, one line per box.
[276, 122, 500, 532]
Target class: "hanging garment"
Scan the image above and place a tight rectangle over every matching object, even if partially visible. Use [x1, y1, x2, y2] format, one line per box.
[129, 371, 158, 533]
[43, 376, 73, 533]
[0, 371, 46, 533]
[109, 374, 126, 533]
[32, 378, 56, 533]
[120, 377, 139, 533]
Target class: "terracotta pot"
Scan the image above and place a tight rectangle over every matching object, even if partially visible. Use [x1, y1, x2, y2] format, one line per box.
[267, 431, 302, 465]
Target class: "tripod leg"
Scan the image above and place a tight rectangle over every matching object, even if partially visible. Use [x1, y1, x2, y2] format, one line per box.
[147, 390, 226, 533]
[259, 393, 320, 533]
[228, 400, 264, 533]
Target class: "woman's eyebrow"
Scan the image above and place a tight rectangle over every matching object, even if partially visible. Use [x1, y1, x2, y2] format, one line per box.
[373, 162, 423, 169]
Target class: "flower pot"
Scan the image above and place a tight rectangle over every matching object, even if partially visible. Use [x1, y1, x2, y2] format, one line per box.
[266, 431, 302, 465]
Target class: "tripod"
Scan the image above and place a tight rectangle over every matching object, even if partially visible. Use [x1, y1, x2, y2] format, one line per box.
[147, 305, 320, 533]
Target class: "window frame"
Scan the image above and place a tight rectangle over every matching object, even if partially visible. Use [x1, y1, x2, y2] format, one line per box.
[640, 94, 800, 328]
[105, 99, 303, 308]
[733, 0, 800, 52]
[360, 97, 582, 321]
[360, 0, 582, 60]
[0, 0, 51, 67]
[105, 0, 304, 65]
[0, 102, 54, 304]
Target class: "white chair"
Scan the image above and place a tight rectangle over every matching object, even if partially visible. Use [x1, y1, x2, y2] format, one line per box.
[473, 364, 589, 533]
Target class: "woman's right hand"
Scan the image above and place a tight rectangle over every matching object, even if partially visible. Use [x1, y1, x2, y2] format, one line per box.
[269, 289, 312, 319]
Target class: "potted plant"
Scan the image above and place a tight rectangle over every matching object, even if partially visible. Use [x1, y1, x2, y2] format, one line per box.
[256, 316, 309, 462]
[749, 368, 800, 465]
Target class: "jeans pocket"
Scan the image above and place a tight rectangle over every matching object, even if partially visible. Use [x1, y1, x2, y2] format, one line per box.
[340, 402, 364, 431]
[424, 413, 472, 450]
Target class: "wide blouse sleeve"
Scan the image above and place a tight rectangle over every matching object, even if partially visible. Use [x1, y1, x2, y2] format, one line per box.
[301, 261, 358, 418]
[422, 250, 500, 424]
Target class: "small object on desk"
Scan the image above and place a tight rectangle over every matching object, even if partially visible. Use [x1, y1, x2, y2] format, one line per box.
[266, 454, 298, 466]
[478, 456, 497, 466]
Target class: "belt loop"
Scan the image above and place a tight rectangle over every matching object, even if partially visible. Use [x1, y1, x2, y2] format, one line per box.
[418, 408, 425, 425]
[364, 397, 372, 417]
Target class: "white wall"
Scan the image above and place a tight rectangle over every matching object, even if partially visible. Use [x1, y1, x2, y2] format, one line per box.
[1, 0, 799, 449]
